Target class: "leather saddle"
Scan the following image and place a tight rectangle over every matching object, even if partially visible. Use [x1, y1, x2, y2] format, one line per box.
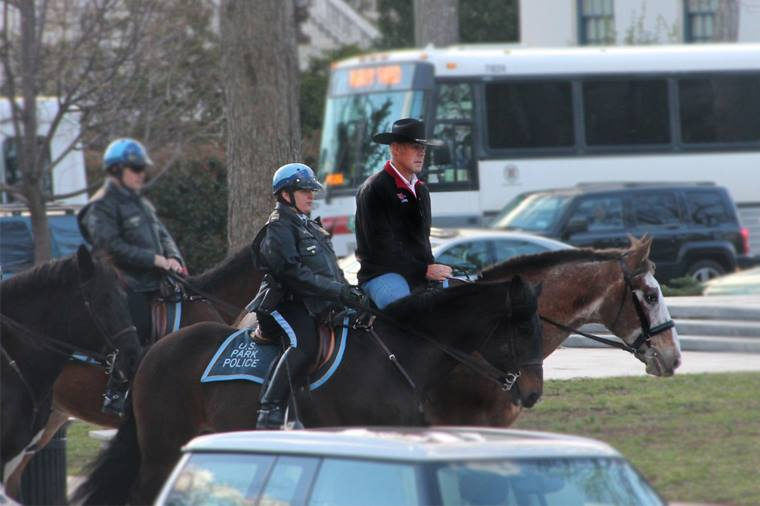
[149, 277, 186, 344]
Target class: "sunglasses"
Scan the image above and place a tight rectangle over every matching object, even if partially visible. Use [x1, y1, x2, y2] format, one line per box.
[126, 165, 147, 173]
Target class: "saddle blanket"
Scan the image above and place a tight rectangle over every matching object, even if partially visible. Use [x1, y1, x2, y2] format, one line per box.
[200, 318, 349, 391]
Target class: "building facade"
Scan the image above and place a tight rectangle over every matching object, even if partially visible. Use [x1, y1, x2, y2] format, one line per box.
[520, 0, 760, 46]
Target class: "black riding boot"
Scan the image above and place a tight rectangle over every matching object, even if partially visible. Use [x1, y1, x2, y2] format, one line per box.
[102, 375, 129, 416]
[256, 349, 297, 430]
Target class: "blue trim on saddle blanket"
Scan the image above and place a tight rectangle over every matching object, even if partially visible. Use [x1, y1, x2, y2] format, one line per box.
[70, 353, 102, 366]
[271, 310, 298, 347]
[171, 301, 182, 332]
[199, 317, 350, 391]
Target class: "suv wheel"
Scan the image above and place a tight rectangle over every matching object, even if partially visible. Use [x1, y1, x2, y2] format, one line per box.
[687, 259, 726, 282]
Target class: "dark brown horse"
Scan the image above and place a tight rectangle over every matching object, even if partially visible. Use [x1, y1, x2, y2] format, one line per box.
[426, 236, 682, 426]
[73, 277, 543, 505]
[6, 246, 261, 495]
[0, 247, 140, 497]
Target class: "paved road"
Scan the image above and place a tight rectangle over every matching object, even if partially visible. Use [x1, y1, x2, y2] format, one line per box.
[545, 347, 760, 380]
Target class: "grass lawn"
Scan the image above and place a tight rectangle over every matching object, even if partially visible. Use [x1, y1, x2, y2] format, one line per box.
[66, 372, 760, 505]
[513, 371, 760, 506]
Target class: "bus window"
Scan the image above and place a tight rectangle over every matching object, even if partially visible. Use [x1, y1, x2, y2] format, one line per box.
[485, 81, 574, 150]
[426, 83, 475, 189]
[582, 79, 670, 146]
[678, 74, 760, 144]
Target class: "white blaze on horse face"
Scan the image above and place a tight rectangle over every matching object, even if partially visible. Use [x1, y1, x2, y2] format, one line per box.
[636, 273, 682, 375]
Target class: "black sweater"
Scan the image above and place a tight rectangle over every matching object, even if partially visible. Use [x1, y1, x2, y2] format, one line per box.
[354, 161, 434, 288]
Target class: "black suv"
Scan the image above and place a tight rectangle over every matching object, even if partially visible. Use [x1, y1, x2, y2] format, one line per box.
[490, 182, 754, 283]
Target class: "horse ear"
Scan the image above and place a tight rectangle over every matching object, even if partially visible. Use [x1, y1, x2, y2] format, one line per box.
[624, 235, 652, 271]
[77, 245, 95, 283]
[533, 281, 543, 297]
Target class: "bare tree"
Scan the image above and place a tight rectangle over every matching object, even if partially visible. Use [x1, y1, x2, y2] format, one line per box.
[1, 0, 222, 263]
[220, 0, 301, 252]
[414, 0, 459, 47]
[714, 0, 739, 41]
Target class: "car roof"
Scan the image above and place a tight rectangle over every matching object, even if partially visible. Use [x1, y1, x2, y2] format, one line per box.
[182, 427, 620, 462]
[428, 228, 573, 249]
[522, 181, 720, 198]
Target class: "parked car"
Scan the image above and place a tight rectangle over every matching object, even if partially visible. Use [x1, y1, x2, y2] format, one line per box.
[703, 266, 760, 296]
[0, 204, 85, 279]
[490, 182, 756, 283]
[338, 228, 573, 284]
[155, 427, 666, 506]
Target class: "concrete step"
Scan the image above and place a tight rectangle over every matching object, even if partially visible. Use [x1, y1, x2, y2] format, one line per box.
[563, 333, 760, 354]
[580, 320, 760, 338]
[665, 296, 760, 322]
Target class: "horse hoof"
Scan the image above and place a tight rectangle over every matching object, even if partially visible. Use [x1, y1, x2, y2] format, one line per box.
[286, 420, 305, 430]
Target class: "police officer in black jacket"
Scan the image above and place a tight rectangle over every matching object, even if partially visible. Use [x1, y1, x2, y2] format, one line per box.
[78, 138, 185, 415]
[355, 118, 452, 309]
[249, 163, 366, 430]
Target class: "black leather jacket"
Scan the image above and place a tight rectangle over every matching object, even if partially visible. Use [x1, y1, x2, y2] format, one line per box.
[249, 203, 347, 317]
[77, 180, 184, 292]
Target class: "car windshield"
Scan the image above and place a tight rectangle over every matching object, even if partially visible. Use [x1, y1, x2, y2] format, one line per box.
[318, 90, 425, 189]
[491, 193, 571, 232]
[435, 457, 665, 506]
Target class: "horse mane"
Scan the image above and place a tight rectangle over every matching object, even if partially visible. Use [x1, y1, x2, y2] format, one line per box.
[384, 282, 497, 324]
[480, 247, 624, 280]
[1, 254, 83, 298]
[188, 244, 252, 290]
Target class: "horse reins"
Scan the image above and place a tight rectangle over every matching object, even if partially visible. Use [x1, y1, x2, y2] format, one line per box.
[540, 255, 675, 356]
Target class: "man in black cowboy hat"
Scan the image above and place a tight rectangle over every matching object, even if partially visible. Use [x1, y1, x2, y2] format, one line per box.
[354, 118, 452, 309]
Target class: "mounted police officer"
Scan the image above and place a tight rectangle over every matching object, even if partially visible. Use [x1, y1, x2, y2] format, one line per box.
[249, 163, 366, 430]
[77, 138, 186, 415]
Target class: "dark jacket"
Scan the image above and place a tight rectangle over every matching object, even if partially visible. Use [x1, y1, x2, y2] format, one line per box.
[77, 180, 183, 292]
[249, 203, 347, 317]
[354, 161, 434, 288]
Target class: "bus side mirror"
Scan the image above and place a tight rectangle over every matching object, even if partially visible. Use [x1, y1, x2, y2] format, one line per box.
[431, 144, 452, 166]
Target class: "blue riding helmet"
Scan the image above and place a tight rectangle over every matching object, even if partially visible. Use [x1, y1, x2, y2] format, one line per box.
[103, 139, 153, 170]
[272, 163, 324, 195]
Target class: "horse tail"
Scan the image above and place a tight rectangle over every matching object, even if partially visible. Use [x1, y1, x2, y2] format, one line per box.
[70, 402, 141, 505]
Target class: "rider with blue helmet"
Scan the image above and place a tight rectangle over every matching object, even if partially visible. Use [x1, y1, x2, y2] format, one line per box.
[248, 163, 367, 429]
[77, 138, 186, 416]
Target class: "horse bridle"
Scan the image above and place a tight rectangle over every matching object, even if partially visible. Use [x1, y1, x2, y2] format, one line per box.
[78, 278, 139, 378]
[541, 255, 675, 355]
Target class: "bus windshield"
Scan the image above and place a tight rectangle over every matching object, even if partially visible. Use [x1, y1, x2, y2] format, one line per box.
[318, 90, 425, 189]
[491, 193, 572, 232]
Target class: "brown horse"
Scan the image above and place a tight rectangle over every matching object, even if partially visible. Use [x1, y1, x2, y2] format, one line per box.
[426, 235, 682, 426]
[6, 245, 261, 495]
[73, 277, 544, 505]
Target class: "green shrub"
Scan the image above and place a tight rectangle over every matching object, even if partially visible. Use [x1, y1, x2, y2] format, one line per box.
[661, 276, 704, 297]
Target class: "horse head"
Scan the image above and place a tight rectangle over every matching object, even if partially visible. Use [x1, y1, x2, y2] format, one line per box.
[601, 236, 682, 377]
[478, 276, 544, 408]
[77, 246, 141, 382]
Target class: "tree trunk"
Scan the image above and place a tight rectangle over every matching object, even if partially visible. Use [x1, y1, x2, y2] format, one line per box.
[414, 0, 459, 47]
[18, 0, 52, 262]
[220, 0, 301, 252]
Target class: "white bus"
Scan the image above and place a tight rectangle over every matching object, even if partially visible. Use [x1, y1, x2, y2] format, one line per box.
[0, 98, 88, 205]
[312, 43, 760, 256]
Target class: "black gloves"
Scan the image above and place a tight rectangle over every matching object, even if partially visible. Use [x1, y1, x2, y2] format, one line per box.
[340, 285, 369, 308]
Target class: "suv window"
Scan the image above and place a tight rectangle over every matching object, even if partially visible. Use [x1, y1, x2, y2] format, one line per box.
[261, 456, 319, 506]
[633, 192, 680, 226]
[633, 192, 681, 226]
[490, 193, 572, 232]
[567, 196, 625, 231]
[684, 190, 735, 226]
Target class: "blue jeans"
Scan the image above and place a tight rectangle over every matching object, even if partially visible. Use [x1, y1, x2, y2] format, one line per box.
[361, 273, 411, 310]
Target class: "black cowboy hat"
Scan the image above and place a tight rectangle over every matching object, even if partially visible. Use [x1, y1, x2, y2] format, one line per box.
[372, 118, 444, 146]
